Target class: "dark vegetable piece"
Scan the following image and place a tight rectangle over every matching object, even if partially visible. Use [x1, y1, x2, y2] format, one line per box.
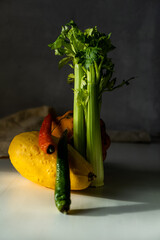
[54, 130, 71, 214]
[47, 144, 55, 154]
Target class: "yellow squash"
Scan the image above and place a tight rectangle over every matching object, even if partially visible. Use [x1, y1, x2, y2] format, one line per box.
[8, 131, 94, 190]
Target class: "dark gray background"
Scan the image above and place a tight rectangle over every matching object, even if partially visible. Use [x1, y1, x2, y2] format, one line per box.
[0, 0, 160, 136]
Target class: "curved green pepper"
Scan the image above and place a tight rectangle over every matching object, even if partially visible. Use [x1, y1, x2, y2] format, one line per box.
[54, 130, 71, 214]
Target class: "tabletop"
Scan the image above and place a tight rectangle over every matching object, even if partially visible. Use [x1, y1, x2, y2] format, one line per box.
[0, 142, 160, 240]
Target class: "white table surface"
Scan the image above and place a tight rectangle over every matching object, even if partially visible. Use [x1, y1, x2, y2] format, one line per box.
[0, 142, 160, 240]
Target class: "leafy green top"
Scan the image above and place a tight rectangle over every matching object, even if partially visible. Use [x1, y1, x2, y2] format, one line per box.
[48, 20, 134, 98]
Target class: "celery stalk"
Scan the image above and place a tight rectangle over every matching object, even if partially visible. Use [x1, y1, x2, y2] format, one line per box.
[86, 65, 104, 186]
[73, 63, 86, 157]
[49, 20, 134, 188]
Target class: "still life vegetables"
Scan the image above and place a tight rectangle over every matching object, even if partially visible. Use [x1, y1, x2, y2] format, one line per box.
[8, 127, 95, 191]
[8, 110, 109, 191]
[48, 20, 133, 186]
[51, 110, 111, 161]
[8, 20, 134, 213]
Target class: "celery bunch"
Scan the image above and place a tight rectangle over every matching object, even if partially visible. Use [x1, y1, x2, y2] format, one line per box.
[49, 20, 133, 187]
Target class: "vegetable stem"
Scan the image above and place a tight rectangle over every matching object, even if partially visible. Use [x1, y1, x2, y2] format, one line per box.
[49, 20, 134, 187]
[86, 65, 104, 186]
[73, 63, 86, 157]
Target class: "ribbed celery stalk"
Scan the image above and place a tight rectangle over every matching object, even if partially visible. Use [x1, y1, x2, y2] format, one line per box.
[49, 20, 133, 187]
[86, 65, 104, 187]
[73, 63, 86, 157]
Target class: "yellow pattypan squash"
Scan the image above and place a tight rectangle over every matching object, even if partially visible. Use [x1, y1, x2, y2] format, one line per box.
[8, 131, 94, 190]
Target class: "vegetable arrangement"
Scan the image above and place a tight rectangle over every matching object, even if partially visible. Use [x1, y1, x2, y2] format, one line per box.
[8, 20, 133, 214]
[8, 111, 95, 213]
[51, 110, 111, 161]
[8, 113, 95, 191]
[48, 20, 133, 187]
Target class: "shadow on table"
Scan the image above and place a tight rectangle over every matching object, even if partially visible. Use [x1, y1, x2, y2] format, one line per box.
[69, 202, 160, 217]
[71, 162, 160, 216]
[1, 157, 160, 216]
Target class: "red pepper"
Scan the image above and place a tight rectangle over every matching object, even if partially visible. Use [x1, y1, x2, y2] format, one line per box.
[39, 113, 56, 154]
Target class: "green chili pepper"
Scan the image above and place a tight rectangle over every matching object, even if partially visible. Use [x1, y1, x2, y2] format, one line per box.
[54, 130, 71, 214]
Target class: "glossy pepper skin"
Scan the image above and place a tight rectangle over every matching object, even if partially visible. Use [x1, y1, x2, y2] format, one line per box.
[54, 130, 71, 214]
[39, 113, 56, 154]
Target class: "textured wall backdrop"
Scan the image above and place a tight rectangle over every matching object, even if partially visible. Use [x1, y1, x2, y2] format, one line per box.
[0, 0, 160, 136]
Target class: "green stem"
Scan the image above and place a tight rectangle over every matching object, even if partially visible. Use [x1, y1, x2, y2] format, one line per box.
[73, 63, 86, 157]
[86, 65, 104, 187]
